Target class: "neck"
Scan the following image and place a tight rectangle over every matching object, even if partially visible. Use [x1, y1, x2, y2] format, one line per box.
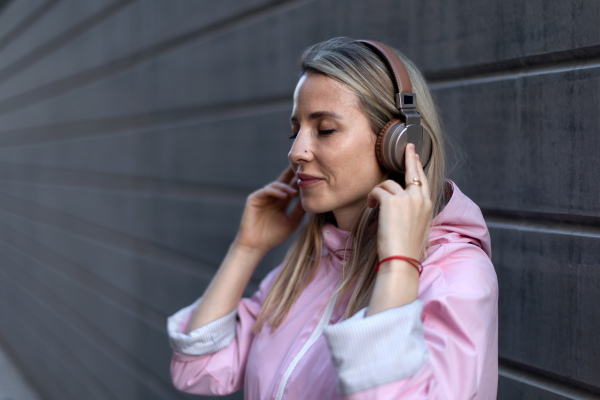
[332, 206, 363, 231]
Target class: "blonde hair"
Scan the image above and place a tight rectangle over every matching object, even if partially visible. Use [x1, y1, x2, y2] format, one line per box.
[254, 37, 446, 332]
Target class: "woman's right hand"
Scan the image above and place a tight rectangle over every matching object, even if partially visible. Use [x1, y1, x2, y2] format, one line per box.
[185, 167, 302, 332]
[233, 166, 305, 254]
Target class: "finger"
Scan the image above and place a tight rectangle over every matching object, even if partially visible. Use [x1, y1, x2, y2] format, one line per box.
[262, 185, 290, 199]
[271, 181, 298, 195]
[277, 165, 296, 184]
[415, 154, 431, 199]
[404, 144, 426, 194]
[377, 179, 404, 195]
[367, 186, 391, 208]
[403, 143, 421, 187]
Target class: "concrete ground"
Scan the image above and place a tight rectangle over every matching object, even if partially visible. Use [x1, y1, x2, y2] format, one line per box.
[0, 344, 42, 400]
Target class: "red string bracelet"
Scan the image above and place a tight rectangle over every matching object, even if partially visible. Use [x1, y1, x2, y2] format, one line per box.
[375, 255, 423, 275]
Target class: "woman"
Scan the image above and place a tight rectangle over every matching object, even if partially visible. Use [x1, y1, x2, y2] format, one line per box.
[168, 37, 498, 399]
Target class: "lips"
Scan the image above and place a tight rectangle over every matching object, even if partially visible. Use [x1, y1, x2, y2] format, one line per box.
[297, 172, 324, 188]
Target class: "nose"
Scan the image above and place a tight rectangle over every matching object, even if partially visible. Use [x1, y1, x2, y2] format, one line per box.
[288, 130, 314, 165]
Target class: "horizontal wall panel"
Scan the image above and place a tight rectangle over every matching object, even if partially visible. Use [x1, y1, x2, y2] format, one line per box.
[0, 0, 285, 101]
[1, 0, 599, 130]
[0, 195, 277, 312]
[0, 181, 281, 291]
[0, 302, 92, 400]
[493, 226, 600, 389]
[0, 241, 179, 399]
[0, 188, 216, 283]
[0, 12, 303, 128]
[0, 184, 241, 270]
[0, 221, 167, 335]
[0, 279, 116, 400]
[0, 208, 209, 316]
[0, 110, 293, 189]
[0, 243, 243, 400]
[388, 0, 600, 73]
[2, 191, 239, 290]
[437, 66, 600, 216]
[0, 0, 317, 125]
[325, 0, 600, 73]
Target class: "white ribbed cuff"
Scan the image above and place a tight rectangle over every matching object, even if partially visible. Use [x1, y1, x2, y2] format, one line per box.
[167, 298, 237, 356]
[324, 300, 428, 394]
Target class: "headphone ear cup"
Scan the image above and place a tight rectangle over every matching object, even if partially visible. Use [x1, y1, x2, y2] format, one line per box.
[375, 119, 405, 173]
[376, 119, 433, 174]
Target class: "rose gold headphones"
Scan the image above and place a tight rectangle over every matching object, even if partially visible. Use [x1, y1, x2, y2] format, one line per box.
[356, 40, 433, 174]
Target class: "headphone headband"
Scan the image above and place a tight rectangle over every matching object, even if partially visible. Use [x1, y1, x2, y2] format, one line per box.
[355, 39, 415, 110]
[355, 39, 432, 173]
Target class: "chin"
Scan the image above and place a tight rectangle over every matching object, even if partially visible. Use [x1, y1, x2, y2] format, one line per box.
[300, 198, 332, 215]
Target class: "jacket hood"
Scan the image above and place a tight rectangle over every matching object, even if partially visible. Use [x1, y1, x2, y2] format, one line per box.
[428, 181, 492, 259]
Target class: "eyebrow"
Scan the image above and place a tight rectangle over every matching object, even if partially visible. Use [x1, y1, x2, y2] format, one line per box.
[290, 111, 343, 123]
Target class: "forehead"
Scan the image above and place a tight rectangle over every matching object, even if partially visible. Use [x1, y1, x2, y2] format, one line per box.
[292, 73, 359, 115]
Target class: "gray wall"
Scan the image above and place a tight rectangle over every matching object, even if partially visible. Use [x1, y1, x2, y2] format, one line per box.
[0, 1, 598, 399]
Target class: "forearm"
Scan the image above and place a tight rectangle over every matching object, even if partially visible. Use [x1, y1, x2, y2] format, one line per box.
[185, 242, 266, 333]
[366, 260, 419, 316]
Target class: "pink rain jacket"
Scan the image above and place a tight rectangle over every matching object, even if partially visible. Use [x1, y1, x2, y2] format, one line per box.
[168, 181, 498, 399]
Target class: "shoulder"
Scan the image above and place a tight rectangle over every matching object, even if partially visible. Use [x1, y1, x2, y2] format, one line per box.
[424, 243, 497, 299]
[423, 180, 497, 299]
[430, 181, 493, 259]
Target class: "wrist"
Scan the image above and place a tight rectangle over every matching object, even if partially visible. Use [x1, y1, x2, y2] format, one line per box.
[379, 248, 420, 261]
[368, 259, 419, 316]
[376, 259, 420, 279]
[230, 240, 268, 260]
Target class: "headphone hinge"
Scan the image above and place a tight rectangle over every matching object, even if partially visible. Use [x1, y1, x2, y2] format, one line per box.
[400, 109, 421, 125]
[395, 93, 417, 110]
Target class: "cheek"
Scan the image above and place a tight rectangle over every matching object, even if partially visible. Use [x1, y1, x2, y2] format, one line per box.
[338, 153, 383, 195]
[349, 142, 383, 181]
[323, 129, 382, 191]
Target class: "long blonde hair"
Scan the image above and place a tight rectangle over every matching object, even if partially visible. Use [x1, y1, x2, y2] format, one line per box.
[254, 37, 446, 332]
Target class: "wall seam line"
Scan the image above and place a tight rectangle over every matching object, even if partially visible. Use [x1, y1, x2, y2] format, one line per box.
[499, 362, 600, 399]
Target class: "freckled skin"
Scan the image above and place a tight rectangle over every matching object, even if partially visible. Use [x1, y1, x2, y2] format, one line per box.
[288, 73, 385, 230]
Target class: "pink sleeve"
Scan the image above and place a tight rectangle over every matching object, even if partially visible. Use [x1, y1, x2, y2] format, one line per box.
[326, 246, 499, 399]
[168, 267, 280, 396]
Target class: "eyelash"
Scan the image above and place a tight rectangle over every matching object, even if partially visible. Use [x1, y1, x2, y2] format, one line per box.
[289, 129, 335, 140]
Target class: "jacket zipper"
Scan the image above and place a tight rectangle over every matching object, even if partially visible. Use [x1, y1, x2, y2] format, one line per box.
[275, 294, 338, 400]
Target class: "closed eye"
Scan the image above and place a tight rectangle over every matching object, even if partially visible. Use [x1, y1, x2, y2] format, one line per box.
[289, 129, 334, 140]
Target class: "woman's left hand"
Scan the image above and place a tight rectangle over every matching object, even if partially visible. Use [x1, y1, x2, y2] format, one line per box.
[367, 143, 433, 262]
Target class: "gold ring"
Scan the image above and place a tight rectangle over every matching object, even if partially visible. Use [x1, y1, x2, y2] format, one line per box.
[406, 178, 422, 188]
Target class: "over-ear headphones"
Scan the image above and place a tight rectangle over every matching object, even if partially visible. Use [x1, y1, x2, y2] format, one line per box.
[355, 40, 433, 174]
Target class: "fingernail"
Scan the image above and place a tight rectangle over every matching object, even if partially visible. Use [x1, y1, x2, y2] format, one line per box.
[409, 143, 415, 151]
